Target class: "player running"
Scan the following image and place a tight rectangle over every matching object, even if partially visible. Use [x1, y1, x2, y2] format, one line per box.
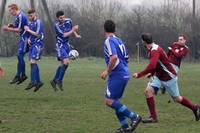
[50, 11, 80, 91]
[101, 20, 141, 133]
[133, 33, 200, 123]
[161, 35, 189, 94]
[24, 9, 44, 92]
[2, 4, 28, 84]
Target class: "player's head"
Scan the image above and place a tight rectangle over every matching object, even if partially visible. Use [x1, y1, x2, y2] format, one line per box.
[104, 20, 116, 34]
[27, 9, 36, 21]
[178, 34, 186, 45]
[56, 11, 65, 23]
[8, 4, 19, 16]
[141, 33, 153, 45]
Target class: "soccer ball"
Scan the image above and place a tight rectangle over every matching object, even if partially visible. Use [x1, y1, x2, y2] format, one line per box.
[69, 50, 79, 60]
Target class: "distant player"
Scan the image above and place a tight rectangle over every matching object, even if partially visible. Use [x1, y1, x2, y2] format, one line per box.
[0, 67, 4, 77]
[161, 35, 189, 94]
[133, 33, 200, 123]
[2, 4, 28, 84]
[50, 11, 80, 91]
[101, 20, 141, 133]
[24, 9, 44, 92]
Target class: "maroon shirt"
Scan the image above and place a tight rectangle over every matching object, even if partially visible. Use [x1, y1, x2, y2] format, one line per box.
[138, 43, 177, 81]
[167, 42, 189, 67]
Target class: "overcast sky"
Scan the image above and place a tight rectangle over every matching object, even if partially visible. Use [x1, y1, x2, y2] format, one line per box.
[4, 0, 194, 9]
[120, 0, 142, 5]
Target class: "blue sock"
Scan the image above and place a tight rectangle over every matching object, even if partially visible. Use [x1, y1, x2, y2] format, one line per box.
[16, 56, 22, 77]
[35, 64, 40, 83]
[30, 64, 35, 82]
[115, 111, 129, 129]
[57, 64, 68, 81]
[21, 57, 26, 76]
[54, 66, 61, 81]
[17, 53, 26, 77]
[32, 64, 38, 83]
[111, 100, 137, 121]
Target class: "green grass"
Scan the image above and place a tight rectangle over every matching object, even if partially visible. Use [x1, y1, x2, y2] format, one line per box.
[0, 57, 200, 133]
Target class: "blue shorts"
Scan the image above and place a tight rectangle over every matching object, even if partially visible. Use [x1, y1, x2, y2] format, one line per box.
[56, 43, 70, 61]
[29, 43, 43, 60]
[105, 77, 129, 100]
[150, 76, 180, 97]
[18, 39, 29, 55]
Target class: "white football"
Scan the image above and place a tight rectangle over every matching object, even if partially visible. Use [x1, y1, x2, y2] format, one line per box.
[69, 50, 79, 60]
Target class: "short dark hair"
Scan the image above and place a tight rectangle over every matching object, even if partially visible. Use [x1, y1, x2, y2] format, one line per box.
[141, 33, 153, 44]
[27, 9, 35, 14]
[104, 20, 115, 33]
[56, 11, 64, 18]
[179, 34, 186, 40]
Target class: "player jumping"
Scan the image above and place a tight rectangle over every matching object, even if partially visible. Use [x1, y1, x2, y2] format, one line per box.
[50, 11, 80, 91]
[101, 20, 141, 133]
[2, 4, 28, 84]
[133, 33, 200, 123]
[24, 9, 44, 92]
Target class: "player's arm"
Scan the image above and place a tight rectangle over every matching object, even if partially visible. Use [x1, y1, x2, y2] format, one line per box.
[101, 55, 118, 80]
[63, 25, 79, 38]
[24, 20, 43, 38]
[169, 46, 189, 57]
[2, 24, 21, 33]
[167, 43, 174, 57]
[24, 26, 40, 37]
[55, 23, 78, 38]
[101, 40, 118, 80]
[133, 50, 160, 78]
[73, 31, 81, 38]
[3, 15, 23, 33]
[107, 55, 118, 73]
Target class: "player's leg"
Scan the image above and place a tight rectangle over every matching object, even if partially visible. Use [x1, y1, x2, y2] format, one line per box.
[105, 78, 141, 132]
[50, 62, 61, 91]
[56, 46, 69, 90]
[164, 77, 200, 121]
[32, 59, 43, 92]
[57, 59, 69, 80]
[51, 46, 69, 91]
[57, 45, 70, 80]
[9, 53, 22, 84]
[13, 40, 27, 84]
[105, 98, 130, 133]
[142, 76, 161, 123]
[25, 60, 37, 90]
[175, 96, 200, 121]
[50, 52, 62, 91]
[25, 46, 37, 90]
[18, 40, 28, 80]
[115, 111, 129, 131]
[26, 45, 43, 91]
[33, 45, 43, 92]
[17, 52, 28, 84]
[52, 59, 69, 91]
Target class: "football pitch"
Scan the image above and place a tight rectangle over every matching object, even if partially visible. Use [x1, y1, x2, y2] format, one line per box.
[0, 57, 199, 133]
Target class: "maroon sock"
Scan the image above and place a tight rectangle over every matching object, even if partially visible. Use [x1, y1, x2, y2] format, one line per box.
[146, 97, 157, 119]
[180, 96, 198, 111]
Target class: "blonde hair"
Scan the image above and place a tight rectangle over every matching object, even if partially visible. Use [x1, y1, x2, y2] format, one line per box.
[8, 4, 19, 10]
